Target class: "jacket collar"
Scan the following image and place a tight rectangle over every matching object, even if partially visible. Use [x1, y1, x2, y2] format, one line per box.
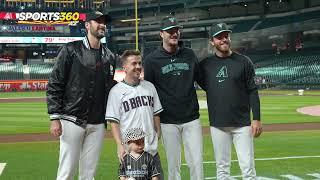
[159, 45, 182, 56]
[82, 36, 107, 56]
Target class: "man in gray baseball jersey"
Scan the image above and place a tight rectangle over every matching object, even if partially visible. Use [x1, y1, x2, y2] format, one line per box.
[47, 11, 115, 180]
[143, 16, 204, 180]
[105, 50, 163, 179]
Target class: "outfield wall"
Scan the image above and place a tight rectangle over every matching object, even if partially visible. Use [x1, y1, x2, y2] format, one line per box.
[0, 70, 126, 92]
[0, 80, 48, 92]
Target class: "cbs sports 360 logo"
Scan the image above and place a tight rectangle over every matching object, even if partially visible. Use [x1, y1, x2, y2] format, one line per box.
[16, 12, 82, 25]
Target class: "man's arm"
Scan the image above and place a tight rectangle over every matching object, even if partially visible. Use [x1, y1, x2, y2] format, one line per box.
[110, 122, 126, 162]
[143, 55, 154, 83]
[47, 45, 71, 137]
[154, 115, 161, 139]
[194, 54, 206, 91]
[245, 57, 262, 138]
[249, 86, 262, 138]
[151, 82, 163, 140]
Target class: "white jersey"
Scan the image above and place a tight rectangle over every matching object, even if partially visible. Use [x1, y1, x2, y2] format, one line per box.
[105, 80, 163, 155]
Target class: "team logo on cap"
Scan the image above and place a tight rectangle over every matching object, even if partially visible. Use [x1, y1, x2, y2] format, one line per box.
[217, 23, 223, 28]
[169, 17, 175, 23]
[95, 11, 103, 16]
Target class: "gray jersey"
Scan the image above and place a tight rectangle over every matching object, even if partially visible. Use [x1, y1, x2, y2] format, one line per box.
[105, 80, 163, 155]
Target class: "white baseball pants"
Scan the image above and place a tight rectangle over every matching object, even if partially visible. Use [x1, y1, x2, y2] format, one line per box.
[161, 119, 203, 180]
[56, 120, 105, 180]
[210, 126, 256, 180]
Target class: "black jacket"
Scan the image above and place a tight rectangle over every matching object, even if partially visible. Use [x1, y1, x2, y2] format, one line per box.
[47, 37, 116, 127]
[143, 46, 201, 124]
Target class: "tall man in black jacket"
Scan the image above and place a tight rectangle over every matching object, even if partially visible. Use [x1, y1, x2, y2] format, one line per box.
[199, 23, 262, 179]
[144, 16, 203, 180]
[47, 11, 116, 180]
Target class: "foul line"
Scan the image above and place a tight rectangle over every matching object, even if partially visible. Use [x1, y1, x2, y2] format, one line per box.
[182, 155, 320, 165]
[0, 163, 6, 176]
[0, 97, 43, 100]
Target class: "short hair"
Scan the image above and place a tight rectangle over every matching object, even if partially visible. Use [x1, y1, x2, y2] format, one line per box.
[120, 49, 141, 65]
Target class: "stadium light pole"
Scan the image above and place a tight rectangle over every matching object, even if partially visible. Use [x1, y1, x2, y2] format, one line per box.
[135, 0, 139, 50]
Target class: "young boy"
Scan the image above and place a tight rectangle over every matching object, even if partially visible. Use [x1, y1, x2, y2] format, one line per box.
[119, 128, 160, 180]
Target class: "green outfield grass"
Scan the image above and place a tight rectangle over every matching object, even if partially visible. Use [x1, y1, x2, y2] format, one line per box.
[0, 102, 49, 134]
[1, 89, 319, 99]
[196, 89, 320, 100]
[0, 131, 319, 179]
[0, 91, 319, 179]
[0, 91, 45, 98]
[0, 90, 319, 134]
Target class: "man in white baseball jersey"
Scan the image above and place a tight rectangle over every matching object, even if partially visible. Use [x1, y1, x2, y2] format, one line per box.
[105, 50, 164, 180]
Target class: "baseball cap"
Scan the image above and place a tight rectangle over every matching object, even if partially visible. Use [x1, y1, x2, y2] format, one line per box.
[160, 16, 183, 31]
[86, 11, 112, 24]
[123, 128, 146, 144]
[210, 23, 232, 37]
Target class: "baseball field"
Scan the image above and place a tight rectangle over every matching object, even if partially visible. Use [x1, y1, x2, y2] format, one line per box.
[0, 90, 320, 179]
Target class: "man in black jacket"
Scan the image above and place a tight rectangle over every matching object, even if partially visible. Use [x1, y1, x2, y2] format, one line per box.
[46, 11, 116, 180]
[144, 16, 203, 180]
[199, 23, 262, 179]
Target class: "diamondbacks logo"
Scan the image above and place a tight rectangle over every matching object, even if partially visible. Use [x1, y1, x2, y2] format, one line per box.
[216, 66, 228, 83]
[216, 66, 228, 78]
[169, 17, 175, 23]
[217, 23, 223, 28]
[122, 96, 154, 113]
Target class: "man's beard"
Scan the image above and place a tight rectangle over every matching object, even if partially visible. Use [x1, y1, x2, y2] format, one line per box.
[166, 37, 179, 47]
[90, 27, 106, 39]
[215, 43, 230, 53]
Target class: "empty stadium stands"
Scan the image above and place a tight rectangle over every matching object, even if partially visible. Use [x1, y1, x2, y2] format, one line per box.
[28, 64, 54, 80]
[254, 53, 320, 88]
[0, 63, 54, 80]
[0, 63, 24, 80]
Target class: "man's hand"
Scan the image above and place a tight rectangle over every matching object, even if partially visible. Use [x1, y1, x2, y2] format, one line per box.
[117, 143, 127, 163]
[50, 120, 62, 137]
[251, 120, 262, 138]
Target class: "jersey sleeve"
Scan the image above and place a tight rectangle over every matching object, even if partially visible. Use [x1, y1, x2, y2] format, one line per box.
[244, 57, 261, 121]
[118, 162, 126, 177]
[151, 83, 163, 115]
[105, 87, 121, 123]
[197, 57, 207, 91]
[149, 155, 161, 177]
[47, 45, 72, 120]
[192, 50, 206, 90]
